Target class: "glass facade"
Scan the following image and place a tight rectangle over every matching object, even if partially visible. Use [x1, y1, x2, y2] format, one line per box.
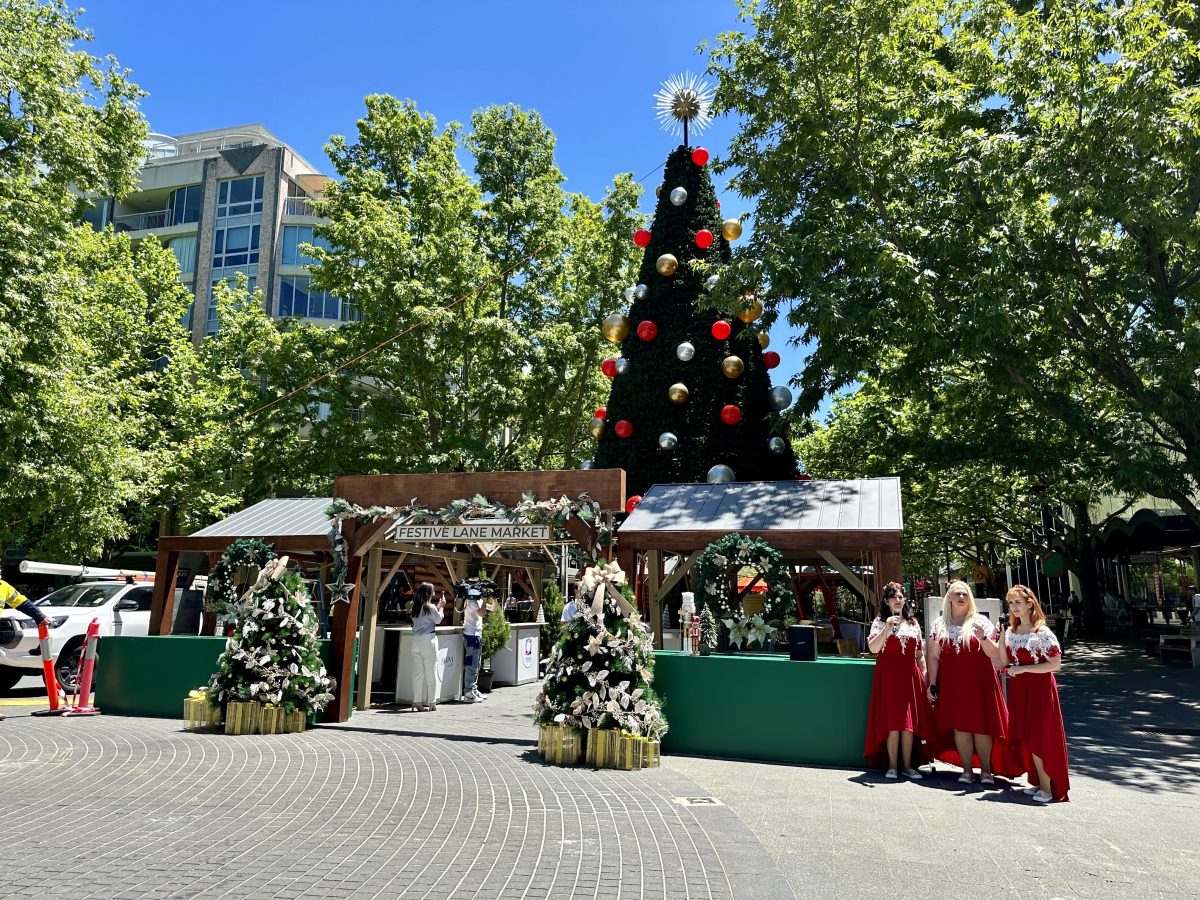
[281, 225, 332, 266]
[208, 176, 265, 333]
[169, 184, 203, 225]
[216, 176, 264, 218]
[278, 276, 358, 322]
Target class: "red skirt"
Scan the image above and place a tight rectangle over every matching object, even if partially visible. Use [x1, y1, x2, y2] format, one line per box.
[863, 649, 934, 768]
[933, 644, 1020, 775]
[1006, 672, 1071, 800]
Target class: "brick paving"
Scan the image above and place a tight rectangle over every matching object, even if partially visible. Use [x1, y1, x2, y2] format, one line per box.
[0, 640, 1195, 899]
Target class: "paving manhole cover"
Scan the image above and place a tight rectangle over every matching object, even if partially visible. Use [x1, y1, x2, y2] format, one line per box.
[671, 796, 725, 806]
[1133, 727, 1200, 737]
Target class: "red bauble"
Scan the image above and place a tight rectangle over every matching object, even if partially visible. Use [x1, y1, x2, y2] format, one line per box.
[763, 351, 781, 369]
[636, 320, 658, 341]
[798, 473, 813, 481]
[626, 495, 643, 514]
[711, 320, 732, 340]
[695, 229, 714, 249]
[601, 358, 617, 378]
[594, 406, 607, 420]
[720, 404, 742, 425]
[615, 419, 633, 438]
[633, 229, 652, 248]
[691, 147, 710, 166]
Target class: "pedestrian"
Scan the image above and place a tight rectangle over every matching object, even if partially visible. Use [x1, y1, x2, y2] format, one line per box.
[926, 580, 1017, 785]
[0, 579, 49, 721]
[1000, 585, 1070, 803]
[410, 583, 444, 712]
[864, 582, 933, 779]
[460, 584, 495, 704]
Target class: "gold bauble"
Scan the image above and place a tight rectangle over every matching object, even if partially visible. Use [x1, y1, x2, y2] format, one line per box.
[758, 332, 770, 349]
[656, 184, 663, 198]
[589, 416, 605, 438]
[721, 218, 743, 241]
[668, 382, 689, 404]
[656, 253, 678, 276]
[721, 355, 745, 378]
[736, 297, 763, 323]
[602, 312, 630, 343]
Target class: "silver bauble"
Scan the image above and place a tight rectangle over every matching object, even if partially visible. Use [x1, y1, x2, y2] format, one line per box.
[614, 357, 631, 376]
[634, 283, 649, 300]
[768, 385, 793, 411]
[705, 274, 719, 291]
[707, 464, 736, 484]
[658, 432, 678, 451]
[624, 285, 636, 302]
[670, 187, 688, 206]
[580, 459, 594, 470]
[768, 437, 787, 455]
[676, 341, 696, 362]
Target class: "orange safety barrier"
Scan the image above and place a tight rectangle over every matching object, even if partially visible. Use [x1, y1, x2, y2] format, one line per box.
[30, 621, 65, 717]
[63, 618, 100, 717]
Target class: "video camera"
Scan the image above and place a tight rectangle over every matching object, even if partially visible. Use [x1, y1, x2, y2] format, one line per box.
[453, 577, 498, 601]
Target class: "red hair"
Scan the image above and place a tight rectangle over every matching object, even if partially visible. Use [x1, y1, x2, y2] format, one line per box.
[1005, 584, 1045, 630]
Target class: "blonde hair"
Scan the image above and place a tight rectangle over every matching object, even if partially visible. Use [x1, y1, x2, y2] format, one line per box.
[941, 580, 978, 624]
[1005, 584, 1045, 630]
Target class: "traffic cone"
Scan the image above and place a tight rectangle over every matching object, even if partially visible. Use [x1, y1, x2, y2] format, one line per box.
[62, 618, 101, 717]
[31, 621, 66, 717]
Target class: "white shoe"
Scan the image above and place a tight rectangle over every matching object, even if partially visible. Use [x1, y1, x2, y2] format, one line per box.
[1022, 785, 1038, 795]
[957, 773, 974, 784]
[1032, 790, 1052, 803]
[460, 694, 479, 704]
[475, 690, 487, 700]
[901, 768, 923, 780]
[885, 769, 898, 779]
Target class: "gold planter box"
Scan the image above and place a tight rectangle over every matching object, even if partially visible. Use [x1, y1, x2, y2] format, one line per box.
[537, 724, 583, 766]
[259, 705, 306, 735]
[224, 701, 262, 735]
[183, 697, 223, 731]
[585, 728, 660, 771]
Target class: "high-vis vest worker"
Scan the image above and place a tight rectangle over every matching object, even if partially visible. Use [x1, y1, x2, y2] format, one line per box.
[0, 579, 47, 624]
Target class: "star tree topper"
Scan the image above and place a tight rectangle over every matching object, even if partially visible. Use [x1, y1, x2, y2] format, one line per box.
[654, 71, 715, 147]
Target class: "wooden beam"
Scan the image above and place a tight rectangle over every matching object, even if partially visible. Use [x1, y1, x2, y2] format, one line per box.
[326, 554, 364, 723]
[647, 550, 663, 650]
[149, 550, 181, 635]
[562, 514, 598, 556]
[817, 550, 872, 602]
[658, 551, 702, 598]
[355, 547, 384, 711]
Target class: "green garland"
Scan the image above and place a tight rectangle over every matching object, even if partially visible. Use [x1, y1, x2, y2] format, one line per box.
[204, 539, 278, 624]
[693, 533, 791, 622]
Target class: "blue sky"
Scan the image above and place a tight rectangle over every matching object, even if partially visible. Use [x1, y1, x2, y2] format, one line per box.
[79, 0, 815, 394]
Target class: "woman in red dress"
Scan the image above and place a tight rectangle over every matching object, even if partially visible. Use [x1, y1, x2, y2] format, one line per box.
[927, 581, 1016, 785]
[1001, 585, 1070, 803]
[864, 582, 933, 779]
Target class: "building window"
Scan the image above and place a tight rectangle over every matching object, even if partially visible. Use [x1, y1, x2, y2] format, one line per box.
[169, 184, 203, 225]
[207, 270, 257, 334]
[279, 276, 351, 321]
[213, 224, 261, 268]
[340, 297, 362, 322]
[167, 235, 198, 273]
[281, 225, 332, 266]
[82, 198, 111, 231]
[216, 176, 264, 219]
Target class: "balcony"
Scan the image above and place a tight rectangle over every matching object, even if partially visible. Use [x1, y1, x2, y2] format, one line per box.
[114, 209, 171, 232]
[284, 196, 320, 217]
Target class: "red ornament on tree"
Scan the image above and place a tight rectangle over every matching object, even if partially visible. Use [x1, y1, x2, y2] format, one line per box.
[636, 320, 658, 341]
[615, 419, 633, 438]
[711, 320, 731, 341]
[601, 358, 617, 378]
[694, 229, 714, 249]
[625, 495, 643, 514]
[594, 406, 607, 419]
[633, 229, 652, 248]
[798, 473, 813, 481]
[691, 147, 710, 166]
[720, 404, 742, 425]
[763, 351, 781, 369]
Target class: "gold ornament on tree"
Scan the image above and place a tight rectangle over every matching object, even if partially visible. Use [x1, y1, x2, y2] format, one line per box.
[656, 254, 678, 276]
[589, 417, 605, 438]
[721, 355, 745, 378]
[737, 296, 763, 323]
[721, 218, 743, 241]
[758, 332, 770, 349]
[668, 383, 689, 404]
[602, 313, 630, 342]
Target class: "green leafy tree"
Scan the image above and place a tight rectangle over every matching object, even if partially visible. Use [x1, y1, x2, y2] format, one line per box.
[710, 0, 1200, 527]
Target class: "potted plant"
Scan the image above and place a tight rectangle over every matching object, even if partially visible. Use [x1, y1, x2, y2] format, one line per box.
[478, 606, 511, 693]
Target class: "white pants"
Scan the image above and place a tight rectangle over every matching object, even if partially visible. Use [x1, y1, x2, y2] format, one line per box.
[412, 633, 440, 706]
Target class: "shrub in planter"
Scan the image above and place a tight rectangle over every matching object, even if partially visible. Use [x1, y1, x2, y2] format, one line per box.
[479, 607, 511, 692]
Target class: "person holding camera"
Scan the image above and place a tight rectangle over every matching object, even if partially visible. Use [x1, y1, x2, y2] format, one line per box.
[410, 583, 445, 712]
[864, 582, 933, 779]
[927, 580, 1017, 785]
[1000, 585, 1070, 802]
[460, 581, 497, 703]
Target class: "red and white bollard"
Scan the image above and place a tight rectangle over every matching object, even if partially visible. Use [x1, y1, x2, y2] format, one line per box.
[63, 618, 101, 717]
[30, 621, 65, 717]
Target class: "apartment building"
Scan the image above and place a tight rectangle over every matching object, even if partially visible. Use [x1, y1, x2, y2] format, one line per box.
[83, 124, 357, 341]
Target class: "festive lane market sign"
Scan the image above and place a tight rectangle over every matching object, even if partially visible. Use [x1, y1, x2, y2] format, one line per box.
[393, 524, 553, 543]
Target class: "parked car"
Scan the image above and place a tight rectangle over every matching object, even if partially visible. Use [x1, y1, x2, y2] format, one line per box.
[0, 581, 200, 693]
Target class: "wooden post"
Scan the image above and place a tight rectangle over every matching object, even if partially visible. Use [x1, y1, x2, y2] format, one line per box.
[355, 547, 383, 711]
[149, 550, 181, 635]
[326, 554, 364, 723]
[647, 550, 663, 650]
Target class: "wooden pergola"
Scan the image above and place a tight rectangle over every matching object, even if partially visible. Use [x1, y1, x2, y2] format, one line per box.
[616, 478, 904, 648]
[147, 469, 625, 723]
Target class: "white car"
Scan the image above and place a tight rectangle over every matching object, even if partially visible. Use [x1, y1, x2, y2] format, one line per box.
[0, 581, 198, 693]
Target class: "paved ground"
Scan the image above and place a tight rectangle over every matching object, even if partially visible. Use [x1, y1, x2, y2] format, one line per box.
[0, 640, 1196, 899]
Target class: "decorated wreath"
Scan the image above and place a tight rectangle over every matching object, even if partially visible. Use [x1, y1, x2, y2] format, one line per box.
[693, 533, 791, 622]
[205, 538, 278, 623]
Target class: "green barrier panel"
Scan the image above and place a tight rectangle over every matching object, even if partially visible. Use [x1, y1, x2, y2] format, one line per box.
[94, 636, 337, 719]
[653, 650, 875, 767]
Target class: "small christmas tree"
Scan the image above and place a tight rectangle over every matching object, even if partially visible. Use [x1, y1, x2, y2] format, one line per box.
[699, 605, 718, 653]
[533, 561, 667, 740]
[208, 557, 335, 717]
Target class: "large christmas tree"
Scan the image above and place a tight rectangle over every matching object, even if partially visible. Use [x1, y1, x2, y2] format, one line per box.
[592, 76, 797, 496]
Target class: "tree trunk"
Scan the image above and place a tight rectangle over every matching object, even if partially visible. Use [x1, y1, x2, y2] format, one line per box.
[1068, 500, 1106, 640]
